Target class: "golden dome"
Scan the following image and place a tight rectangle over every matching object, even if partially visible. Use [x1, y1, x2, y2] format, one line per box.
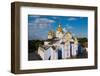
[74, 37, 78, 45]
[57, 24, 63, 32]
[48, 30, 52, 35]
[48, 30, 54, 35]
[66, 31, 71, 35]
[65, 31, 72, 41]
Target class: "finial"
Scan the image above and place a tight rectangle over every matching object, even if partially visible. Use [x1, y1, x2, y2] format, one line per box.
[58, 24, 61, 27]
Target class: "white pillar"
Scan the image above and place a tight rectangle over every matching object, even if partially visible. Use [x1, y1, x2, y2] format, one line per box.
[61, 44, 65, 59]
[64, 43, 70, 59]
[72, 44, 78, 57]
[50, 48, 58, 60]
[38, 47, 44, 60]
[44, 47, 51, 60]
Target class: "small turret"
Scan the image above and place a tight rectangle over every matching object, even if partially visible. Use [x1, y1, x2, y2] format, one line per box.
[48, 30, 55, 39]
[57, 24, 63, 32]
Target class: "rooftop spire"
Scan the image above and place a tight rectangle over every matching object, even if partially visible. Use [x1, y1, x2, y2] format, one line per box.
[57, 24, 63, 32]
[58, 24, 61, 27]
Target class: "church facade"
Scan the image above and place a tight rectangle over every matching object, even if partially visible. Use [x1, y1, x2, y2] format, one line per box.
[38, 24, 79, 60]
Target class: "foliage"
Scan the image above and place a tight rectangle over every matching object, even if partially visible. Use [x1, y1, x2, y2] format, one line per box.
[78, 38, 88, 47]
[28, 40, 44, 53]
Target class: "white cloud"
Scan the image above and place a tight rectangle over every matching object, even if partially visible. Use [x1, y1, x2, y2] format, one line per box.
[35, 18, 55, 24]
[28, 18, 55, 40]
[66, 24, 73, 30]
[29, 18, 55, 29]
[63, 28, 67, 32]
[28, 15, 40, 18]
[67, 17, 77, 21]
[51, 17, 58, 19]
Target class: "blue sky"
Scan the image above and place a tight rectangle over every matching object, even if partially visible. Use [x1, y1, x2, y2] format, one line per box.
[28, 15, 88, 40]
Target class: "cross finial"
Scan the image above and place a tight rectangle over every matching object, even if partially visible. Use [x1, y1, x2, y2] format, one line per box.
[58, 24, 61, 27]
